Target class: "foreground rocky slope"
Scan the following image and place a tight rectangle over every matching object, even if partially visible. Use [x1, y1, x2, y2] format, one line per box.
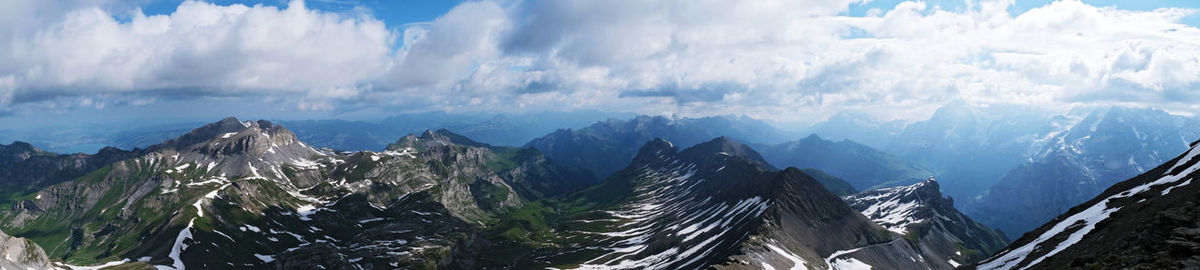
[977, 139, 1200, 269]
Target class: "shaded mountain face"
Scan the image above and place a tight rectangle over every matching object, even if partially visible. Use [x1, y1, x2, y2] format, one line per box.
[757, 134, 933, 191]
[884, 101, 1058, 207]
[845, 179, 1009, 267]
[969, 107, 1200, 238]
[0, 141, 138, 195]
[977, 139, 1200, 269]
[529, 137, 943, 270]
[801, 168, 858, 196]
[524, 114, 794, 179]
[808, 110, 906, 150]
[0, 118, 592, 269]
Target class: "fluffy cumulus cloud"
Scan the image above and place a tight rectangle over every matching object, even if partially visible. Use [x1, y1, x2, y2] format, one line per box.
[3, 0, 1200, 122]
[1, 0, 390, 106]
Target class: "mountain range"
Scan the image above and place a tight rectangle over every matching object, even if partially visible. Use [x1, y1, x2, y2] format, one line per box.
[0, 117, 1002, 269]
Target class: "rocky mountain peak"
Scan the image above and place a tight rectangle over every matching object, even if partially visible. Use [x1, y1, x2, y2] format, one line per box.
[147, 117, 308, 156]
[0, 141, 47, 165]
[389, 129, 489, 151]
[679, 136, 773, 170]
[631, 138, 677, 163]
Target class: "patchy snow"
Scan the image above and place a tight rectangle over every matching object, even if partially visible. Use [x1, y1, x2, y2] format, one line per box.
[563, 159, 771, 270]
[247, 162, 264, 179]
[1162, 179, 1192, 196]
[824, 247, 864, 270]
[290, 158, 320, 169]
[221, 132, 237, 139]
[296, 205, 318, 221]
[35, 194, 40, 200]
[254, 254, 275, 263]
[56, 259, 130, 270]
[765, 243, 807, 270]
[242, 225, 261, 233]
[159, 218, 197, 270]
[844, 182, 930, 235]
[358, 217, 384, 224]
[186, 177, 227, 187]
[947, 259, 961, 267]
[830, 258, 872, 270]
[174, 163, 191, 172]
[206, 162, 217, 172]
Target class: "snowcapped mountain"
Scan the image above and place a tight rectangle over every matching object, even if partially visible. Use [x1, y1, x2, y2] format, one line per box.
[529, 137, 943, 269]
[977, 139, 1200, 269]
[0, 117, 594, 269]
[969, 106, 1200, 238]
[845, 178, 1009, 267]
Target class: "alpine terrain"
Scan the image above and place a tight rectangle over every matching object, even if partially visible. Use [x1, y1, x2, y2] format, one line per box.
[976, 139, 1200, 269]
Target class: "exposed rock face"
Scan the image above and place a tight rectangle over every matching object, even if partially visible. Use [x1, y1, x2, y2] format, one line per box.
[0, 229, 52, 270]
[977, 140, 1200, 269]
[845, 178, 1009, 267]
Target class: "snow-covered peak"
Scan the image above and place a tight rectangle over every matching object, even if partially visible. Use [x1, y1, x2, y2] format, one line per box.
[844, 177, 940, 235]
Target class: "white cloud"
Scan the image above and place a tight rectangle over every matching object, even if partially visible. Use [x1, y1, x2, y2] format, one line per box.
[395, 0, 1200, 122]
[3, 0, 1200, 123]
[2, 0, 391, 105]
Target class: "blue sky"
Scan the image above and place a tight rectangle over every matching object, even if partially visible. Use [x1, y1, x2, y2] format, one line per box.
[137, 0, 465, 26]
[2, 0, 1200, 133]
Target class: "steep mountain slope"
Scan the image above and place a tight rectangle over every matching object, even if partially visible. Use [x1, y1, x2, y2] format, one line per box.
[977, 139, 1200, 269]
[524, 115, 794, 179]
[0, 117, 593, 269]
[531, 137, 944, 269]
[845, 179, 1009, 267]
[757, 134, 932, 190]
[970, 106, 1200, 238]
